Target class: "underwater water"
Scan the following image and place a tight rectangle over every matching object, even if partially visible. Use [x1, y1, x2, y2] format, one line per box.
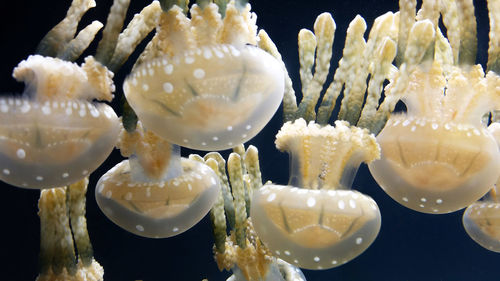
[1, 0, 499, 280]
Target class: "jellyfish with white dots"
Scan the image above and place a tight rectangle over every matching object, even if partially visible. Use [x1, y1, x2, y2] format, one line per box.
[368, 14, 500, 214]
[251, 119, 381, 270]
[0, 0, 126, 189]
[463, 122, 500, 252]
[95, 122, 221, 238]
[123, 1, 284, 151]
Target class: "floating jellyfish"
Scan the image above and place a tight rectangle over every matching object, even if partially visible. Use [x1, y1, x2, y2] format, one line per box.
[463, 122, 500, 252]
[463, 192, 500, 253]
[0, 56, 119, 189]
[369, 18, 500, 214]
[0, 0, 126, 189]
[95, 122, 220, 238]
[251, 119, 381, 270]
[123, 1, 284, 150]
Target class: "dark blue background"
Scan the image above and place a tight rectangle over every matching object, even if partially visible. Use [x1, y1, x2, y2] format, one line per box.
[0, 0, 498, 280]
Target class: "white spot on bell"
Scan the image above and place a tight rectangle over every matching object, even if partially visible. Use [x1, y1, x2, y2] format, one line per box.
[164, 64, 174, 74]
[163, 82, 174, 93]
[307, 197, 316, 207]
[338, 200, 345, 209]
[136, 225, 144, 232]
[16, 148, 26, 159]
[267, 193, 276, 202]
[193, 68, 205, 79]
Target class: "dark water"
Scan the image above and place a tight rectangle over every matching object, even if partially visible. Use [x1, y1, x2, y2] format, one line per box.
[1, 0, 498, 280]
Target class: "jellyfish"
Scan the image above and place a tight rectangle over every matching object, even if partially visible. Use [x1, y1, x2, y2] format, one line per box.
[463, 122, 500, 252]
[368, 3, 500, 214]
[123, 1, 284, 151]
[251, 119, 381, 270]
[95, 121, 221, 238]
[0, 0, 125, 189]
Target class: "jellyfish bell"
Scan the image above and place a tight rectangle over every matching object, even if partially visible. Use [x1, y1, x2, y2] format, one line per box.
[0, 55, 119, 189]
[462, 122, 500, 253]
[251, 119, 381, 270]
[369, 62, 500, 214]
[124, 44, 284, 151]
[95, 158, 220, 238]
[96, 123, 221, 238]
[463, 199, 500, 253]
[123, 1, 284, 151]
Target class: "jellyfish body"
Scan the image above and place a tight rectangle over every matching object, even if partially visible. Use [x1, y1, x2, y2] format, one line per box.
[251, 119, 381, 269]
[369, 63, 500, 213]
[0, 55, 119, 189]
[251, 185, 380, 269]
[95, 158, 220, 238]
[463, 200, 500, 252]
[124, 44, 284, 151]
[0, 98, 119, 189]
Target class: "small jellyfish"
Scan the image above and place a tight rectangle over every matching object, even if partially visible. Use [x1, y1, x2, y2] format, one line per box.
[123, 2, 284, 150]
[369, 61, 500, 214]
[251, 119, 381, 270]
[95, 123, 220, 238]
[463, 198, 500, 253]
[462, 122, 500, 252]
[0, 55, 119, 189]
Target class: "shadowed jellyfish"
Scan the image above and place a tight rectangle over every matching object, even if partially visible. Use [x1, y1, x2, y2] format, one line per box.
[369, 17, 500, 214]
[123, 1, 284, 150]
[0, 0, 122, 189]
[96, 122, 221, 238]
[463, 122, 500, 252]
[251, 119, 381, 270]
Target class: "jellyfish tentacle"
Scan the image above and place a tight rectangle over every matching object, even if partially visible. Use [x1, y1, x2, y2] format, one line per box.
[228, 153, 248, 248]
[295, 13, 336, 122]
[94, 0, 131, 66]
[298, 29, 317, 103]
[205, 152, 237, 229]
[36, 0, 96, 57]
[396, 0, 416, 66]
[456, 0, 477, 65]
[258, 30, 297, 123]
[205, 158, 228, 255]
[487, 0, 500, 74]
[37, 185, 103, 281]
[58, 21, 104, 62]
[339, 12, 398, 126]
[67, 178, 94, 267]
[109, 1, 162, 71]
[317, 15, 367, 125]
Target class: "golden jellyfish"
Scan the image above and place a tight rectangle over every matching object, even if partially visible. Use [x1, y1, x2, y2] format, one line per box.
[123, 1, 284, 151]
[463, 122, 500, 252]
[0, 16, 119, 189]
[95, 122, 221, 238]
[368, 11, 500, 213]
[250, 119, 381, 270]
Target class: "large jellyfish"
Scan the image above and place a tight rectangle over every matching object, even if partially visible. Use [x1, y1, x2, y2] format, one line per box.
[246, 9, 399, 270]
[123, 1, 284, 151]
[369, 1, 500, 214]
